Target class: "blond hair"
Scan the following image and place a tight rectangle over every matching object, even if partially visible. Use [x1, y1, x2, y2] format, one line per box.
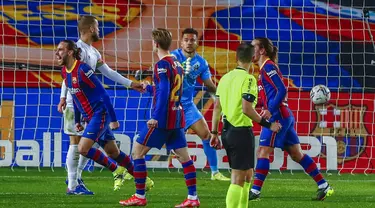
[152, 28, 172, 50]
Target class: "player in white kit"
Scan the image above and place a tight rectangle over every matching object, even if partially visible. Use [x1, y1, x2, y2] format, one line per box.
[57, 15, 145, 194]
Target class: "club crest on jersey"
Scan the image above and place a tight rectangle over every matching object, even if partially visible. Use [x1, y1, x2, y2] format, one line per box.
[311, 104, 368, 163]
[72, 77, 77, 84]
[193, 63, 200, 70]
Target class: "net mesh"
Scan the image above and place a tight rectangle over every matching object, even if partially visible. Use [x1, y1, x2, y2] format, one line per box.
[0, 0, 375, 173]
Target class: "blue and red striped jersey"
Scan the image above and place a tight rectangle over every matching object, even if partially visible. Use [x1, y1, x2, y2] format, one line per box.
[61, 60, 117, 123]
[151, 55, 185, 129]
[258, 59, 291, 119]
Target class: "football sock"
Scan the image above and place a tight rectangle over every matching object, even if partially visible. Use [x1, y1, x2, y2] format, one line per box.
[226, 184, 242, 208]
[66, 144, 79, 190]
[251, 158, 270, 194]
[299, 154, 327, 188]
[202, 139, 218, 174]
[134, 158, 147, 196]
[182, 160, 197, 196]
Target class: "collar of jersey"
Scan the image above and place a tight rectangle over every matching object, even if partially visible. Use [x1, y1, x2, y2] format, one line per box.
[259, 58, 271, 70]
[66, 60, 78, 73]
[235, 66, 247, 71]
[161, 54, 175, 60]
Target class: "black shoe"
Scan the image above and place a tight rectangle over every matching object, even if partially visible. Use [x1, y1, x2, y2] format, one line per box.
[314, 185, 334, 201]
[249, 191, 261, 201]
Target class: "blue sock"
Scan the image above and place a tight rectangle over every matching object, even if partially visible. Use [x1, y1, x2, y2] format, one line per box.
[202, 139, 218, 173]
[251, 158, 270, 193]
[133, 158, 147, 196]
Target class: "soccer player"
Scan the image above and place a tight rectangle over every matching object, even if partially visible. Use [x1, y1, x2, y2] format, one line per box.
[249, 37, 334, 201]
[119, 28, 199, 207]
[57, 15, 153, 193]
[171, 28, 230, 181]
[56, 39, 135, 195]
[211, 42, 281, 208]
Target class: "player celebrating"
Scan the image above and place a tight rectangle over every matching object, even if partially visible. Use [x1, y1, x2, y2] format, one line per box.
[249, 37, 334, 201]
[57, 39, 135, 195]
[57, 15, 152, 193]
[211, 42, 280, 208]
[119, 28, 199, 207]
[171, 28, 229, 181]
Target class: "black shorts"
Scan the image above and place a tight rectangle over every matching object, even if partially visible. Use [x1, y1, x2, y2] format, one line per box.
[221, 120, 255, 170]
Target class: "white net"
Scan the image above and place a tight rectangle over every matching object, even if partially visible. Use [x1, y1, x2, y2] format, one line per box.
[1, 0, 375, 173]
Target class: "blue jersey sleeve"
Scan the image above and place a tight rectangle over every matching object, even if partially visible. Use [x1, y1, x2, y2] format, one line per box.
[199, 59, 211, 81]
[73, 101, 81, 124]
[80, 64, 117, 122]
[152, 61, 170, 121]
[264, 64, 287, 114]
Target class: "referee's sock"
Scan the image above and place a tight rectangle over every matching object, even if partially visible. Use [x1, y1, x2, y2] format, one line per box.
[226, 184, 242, 208]
[202, 139, 218, 174]
[240, 182, 250, 207]
[251, 158, 270, 194]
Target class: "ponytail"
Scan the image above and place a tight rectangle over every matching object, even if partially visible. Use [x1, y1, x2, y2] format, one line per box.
[270, 46, 278, 64]
[254, 37, 278, 63]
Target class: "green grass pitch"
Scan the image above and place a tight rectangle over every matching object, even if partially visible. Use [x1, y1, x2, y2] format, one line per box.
[0, 168, 374, 208]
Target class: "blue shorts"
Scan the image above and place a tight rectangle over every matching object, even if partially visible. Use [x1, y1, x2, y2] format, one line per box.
[259, 116, 299, 150]
[136, 127, 187, 150]
[182, 102, 203, 131]
[82, 111, 115, 147]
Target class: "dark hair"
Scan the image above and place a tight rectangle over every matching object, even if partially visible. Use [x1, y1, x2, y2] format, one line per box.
[254, 37, 278, 63]
[78, 15, 97, 33]
[236, 42, 254, 63]
[182, 28, 198, 37]
[152, 28, 172, 50]
[61, 40, 81, 60]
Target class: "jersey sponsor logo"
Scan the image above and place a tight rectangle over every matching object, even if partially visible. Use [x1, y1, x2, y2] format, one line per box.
[266, 70, 277, 77]
[67, 87, 81, 94]
[85, 69, 94, 78]
[157, 68, 167, 74]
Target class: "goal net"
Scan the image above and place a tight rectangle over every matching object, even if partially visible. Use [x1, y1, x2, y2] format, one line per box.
[1, 0, 375, 174]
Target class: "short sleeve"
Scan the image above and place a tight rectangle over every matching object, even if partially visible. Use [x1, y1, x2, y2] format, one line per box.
[242, 75, 258, 98]
[216, 78, 223, 97]
[200, 59, 211, 81]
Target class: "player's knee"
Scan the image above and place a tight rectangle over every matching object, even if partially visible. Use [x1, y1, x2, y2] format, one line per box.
[257, 147, 271, 158]
[106, 150, 119, 159]
[77, 144, 89, 156]
[290, 151, 304, 162]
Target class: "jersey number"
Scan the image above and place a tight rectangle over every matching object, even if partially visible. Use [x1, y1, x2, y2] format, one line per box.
[170, 74, 182, 102]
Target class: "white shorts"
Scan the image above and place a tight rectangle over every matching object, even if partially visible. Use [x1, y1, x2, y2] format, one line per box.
[63, 107, 84, 136]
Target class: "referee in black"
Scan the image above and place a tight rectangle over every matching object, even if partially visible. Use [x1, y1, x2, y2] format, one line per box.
[210, 42, 281, 208]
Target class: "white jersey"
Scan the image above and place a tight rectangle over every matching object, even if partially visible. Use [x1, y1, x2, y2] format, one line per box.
[60, 39, 132, 108]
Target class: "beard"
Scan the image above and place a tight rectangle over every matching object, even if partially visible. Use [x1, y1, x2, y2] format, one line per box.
[92, 32, 100, 42]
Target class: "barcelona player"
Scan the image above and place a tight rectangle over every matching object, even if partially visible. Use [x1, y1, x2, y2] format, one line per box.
[249, 37, 334, 201]
[119, 29, 199, 207]
[57, 39, 134, 195]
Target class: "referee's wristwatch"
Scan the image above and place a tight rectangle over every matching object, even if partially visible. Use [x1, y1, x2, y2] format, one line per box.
[210, 130, 218, 135]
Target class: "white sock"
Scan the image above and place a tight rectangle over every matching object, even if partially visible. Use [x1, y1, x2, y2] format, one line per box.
[318, 182, 328, 189]
[251, 189, 260, 195]
[77, 143, 100, 178]
[67, 145, 79, 190]
[135, 194, 146, 199]
[188, 195, 198, 200]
